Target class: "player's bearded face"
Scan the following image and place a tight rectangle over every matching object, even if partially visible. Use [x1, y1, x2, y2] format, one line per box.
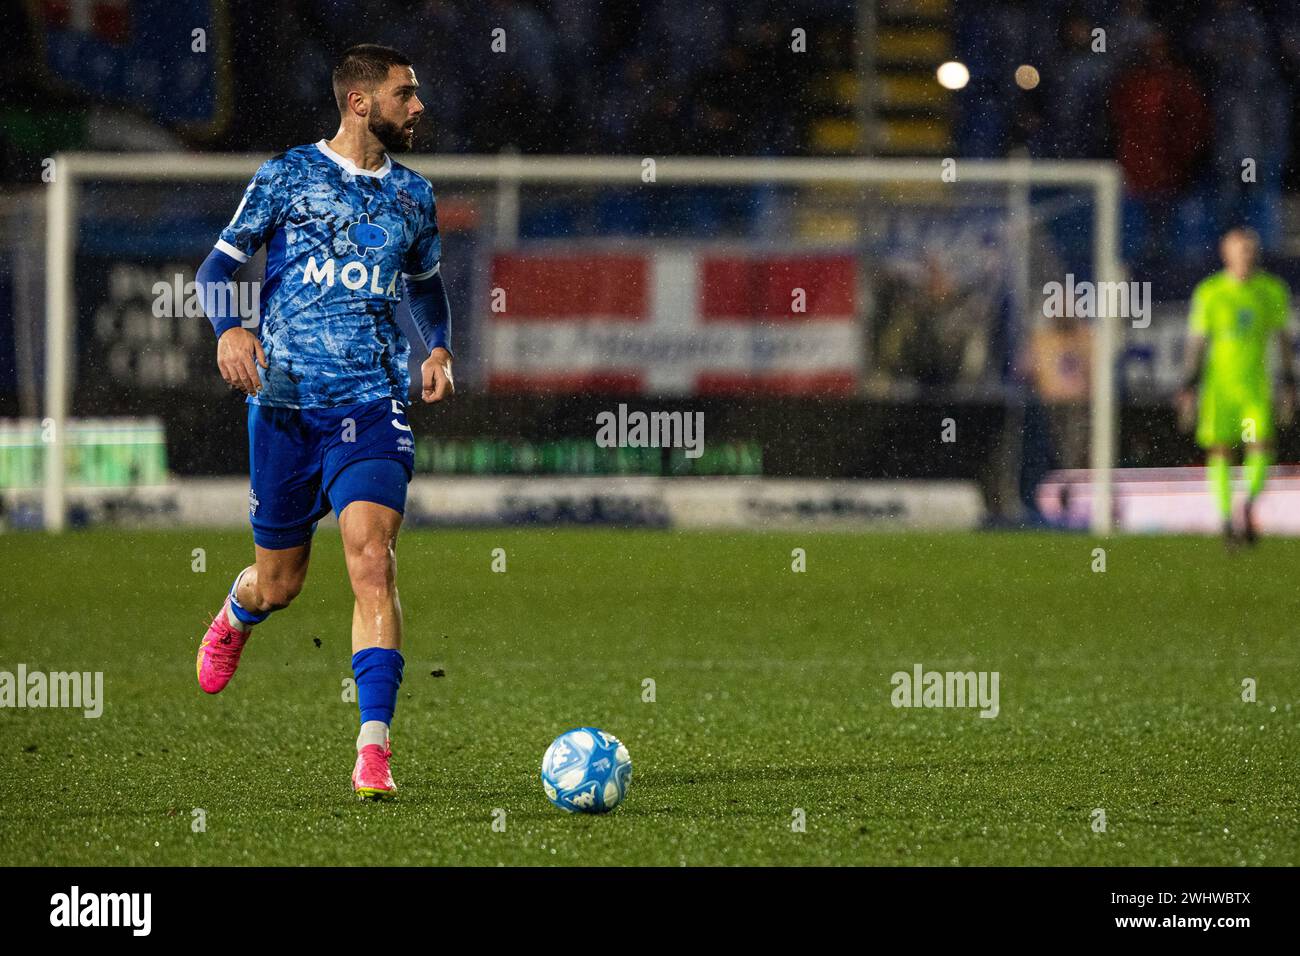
[368, 104, 415, 152]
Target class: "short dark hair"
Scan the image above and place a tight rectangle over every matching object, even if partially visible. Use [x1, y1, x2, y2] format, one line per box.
[333, 44, 412, 112]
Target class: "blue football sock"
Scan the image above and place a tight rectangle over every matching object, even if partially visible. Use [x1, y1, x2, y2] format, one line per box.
[352, 647, 405, 726]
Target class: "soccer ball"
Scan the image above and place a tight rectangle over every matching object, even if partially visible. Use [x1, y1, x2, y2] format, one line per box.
[540, 727, 632, 813]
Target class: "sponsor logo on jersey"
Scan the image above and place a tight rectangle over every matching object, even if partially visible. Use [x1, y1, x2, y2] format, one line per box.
[302, 256, 399, 296]
[345, 213, 389, 255]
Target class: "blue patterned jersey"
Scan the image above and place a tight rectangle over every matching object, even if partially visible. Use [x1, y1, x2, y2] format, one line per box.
[216, 139, 441, 408]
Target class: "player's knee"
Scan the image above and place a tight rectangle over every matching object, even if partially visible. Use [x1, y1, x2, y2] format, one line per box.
[259, 572, 305, 610]
[347, 537, 396, 601]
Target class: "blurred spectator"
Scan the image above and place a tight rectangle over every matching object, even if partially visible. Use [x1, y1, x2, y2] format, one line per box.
[693, 45, 755, 155]
[1107, 0, 1157, 65]
[1109, 30, 1208, 198]
[637, 0, 732, 90]
[950, 0, 1300, 283]
[3, 0, 837, 180]
[1191, 0, 1289, 250]
[5, 0, 1299, 300]
[875, 255, 997, 387]
[1108, 29, 1210, 276]
[1020, 314, 1092, 469]
[1048, 15, 1117, 159]
[455, 0, 562, 153]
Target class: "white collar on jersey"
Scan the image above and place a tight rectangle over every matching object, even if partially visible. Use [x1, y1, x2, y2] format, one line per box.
[315, 139, 392, 179]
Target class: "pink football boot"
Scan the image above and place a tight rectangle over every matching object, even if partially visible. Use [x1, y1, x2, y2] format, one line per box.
[195, 597, 252, 694]
[353, 743, 397, 800]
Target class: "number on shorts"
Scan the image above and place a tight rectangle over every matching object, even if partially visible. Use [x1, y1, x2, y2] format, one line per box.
[391, 400, 411, 432]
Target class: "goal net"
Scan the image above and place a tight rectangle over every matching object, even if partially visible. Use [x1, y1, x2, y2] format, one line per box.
[16, 153, 1122, 532]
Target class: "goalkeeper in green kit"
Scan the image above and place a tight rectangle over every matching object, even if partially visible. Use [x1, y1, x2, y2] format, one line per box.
[1178, 228, 1295, 545]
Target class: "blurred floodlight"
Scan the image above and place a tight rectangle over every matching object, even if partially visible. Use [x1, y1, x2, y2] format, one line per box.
[1015, 65, 1041, 90]
[936, 61, 970, 90]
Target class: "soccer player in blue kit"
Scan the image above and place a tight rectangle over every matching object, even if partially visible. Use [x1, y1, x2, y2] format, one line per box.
[194, 45, 453, 799]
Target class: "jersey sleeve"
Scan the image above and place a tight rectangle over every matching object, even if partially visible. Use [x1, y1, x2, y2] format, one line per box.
[216, 158, 284, 263]
[1187, 280, 1210, 336]
[403, 192, 442, 280]
[1270, 277, 1291, 331]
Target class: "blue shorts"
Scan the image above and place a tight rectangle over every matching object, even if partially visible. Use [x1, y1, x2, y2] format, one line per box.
[247, 397, 415, 549]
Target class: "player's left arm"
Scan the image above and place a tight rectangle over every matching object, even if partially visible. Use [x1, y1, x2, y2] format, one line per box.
[403, 188, 453, 403]
[406, 271, 454, 403]
[1275, 280, 1295, 425]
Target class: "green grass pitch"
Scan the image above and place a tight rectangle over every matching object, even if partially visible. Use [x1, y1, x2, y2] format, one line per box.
[1, 528, 1297, 866]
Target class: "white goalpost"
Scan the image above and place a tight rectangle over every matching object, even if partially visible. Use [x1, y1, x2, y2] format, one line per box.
[41, 153, 1124, 533]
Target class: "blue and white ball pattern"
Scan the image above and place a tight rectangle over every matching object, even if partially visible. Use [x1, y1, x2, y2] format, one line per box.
[541, 728, 632, 813]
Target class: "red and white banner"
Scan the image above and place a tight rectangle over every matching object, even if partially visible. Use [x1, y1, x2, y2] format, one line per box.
[485, 248, 861, 396]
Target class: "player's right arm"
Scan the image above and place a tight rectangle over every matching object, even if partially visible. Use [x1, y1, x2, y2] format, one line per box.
[216, 323, 268, 397]
[198, 157, 284, 396]
[197, 247, 266, 395]
[1177, 280, 1211, 432]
